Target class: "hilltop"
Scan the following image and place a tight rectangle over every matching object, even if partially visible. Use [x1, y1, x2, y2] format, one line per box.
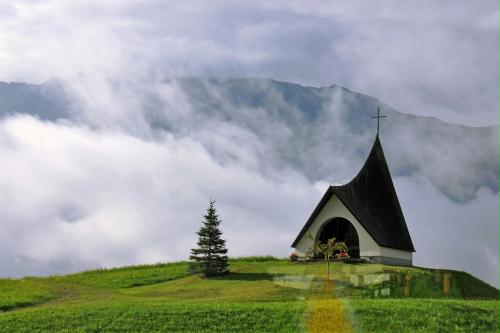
[0, 258, 498, 332]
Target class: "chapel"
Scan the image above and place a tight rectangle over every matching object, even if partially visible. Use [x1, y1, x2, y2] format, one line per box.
[291, 131, 415, 266]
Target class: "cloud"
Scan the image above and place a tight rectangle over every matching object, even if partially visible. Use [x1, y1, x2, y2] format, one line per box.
[0, 115, 319, 276]
[397, 175, 499, 288]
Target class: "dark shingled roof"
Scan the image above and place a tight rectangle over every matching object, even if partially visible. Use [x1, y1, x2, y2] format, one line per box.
[292, 135, 415, 252]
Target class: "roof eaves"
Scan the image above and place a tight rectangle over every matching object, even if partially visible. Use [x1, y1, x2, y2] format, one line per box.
[290, 186, 333, 247]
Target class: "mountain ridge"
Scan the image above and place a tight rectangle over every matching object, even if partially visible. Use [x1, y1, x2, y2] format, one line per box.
[0, 78, 497, 203]
[1, 78, 498, 128]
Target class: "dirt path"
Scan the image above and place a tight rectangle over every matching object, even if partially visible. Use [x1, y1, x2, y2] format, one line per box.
[306, 277, 354, 333]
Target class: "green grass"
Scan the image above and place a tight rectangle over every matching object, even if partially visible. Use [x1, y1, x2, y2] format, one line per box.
[0, 301, 304, 333]
[347, 299, 499, 333]
[122, 273, 305, 302]
[55, 262, 189, 289]
[0, 278, 53, 311]
[229, 255, 283, 262]
[0, 258, 497, 332]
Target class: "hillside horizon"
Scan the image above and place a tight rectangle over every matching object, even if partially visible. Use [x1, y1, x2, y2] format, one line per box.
[1, 258, 498, 332]
[7, 257, 499, 291]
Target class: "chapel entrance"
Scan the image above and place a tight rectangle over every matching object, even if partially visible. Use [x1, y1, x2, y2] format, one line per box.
[317, 217, 360, 258]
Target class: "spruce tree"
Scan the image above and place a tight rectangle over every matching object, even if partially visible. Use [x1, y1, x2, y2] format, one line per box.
[189, 200, 228, 277]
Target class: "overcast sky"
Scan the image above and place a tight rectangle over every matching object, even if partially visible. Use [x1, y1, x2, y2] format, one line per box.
[0, 1, 498, 287]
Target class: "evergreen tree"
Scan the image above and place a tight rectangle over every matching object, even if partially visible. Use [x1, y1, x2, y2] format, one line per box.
[189, 200, 229, 277]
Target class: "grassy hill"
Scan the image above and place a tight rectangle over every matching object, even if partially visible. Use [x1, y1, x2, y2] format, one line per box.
[0, 258, 498, 332]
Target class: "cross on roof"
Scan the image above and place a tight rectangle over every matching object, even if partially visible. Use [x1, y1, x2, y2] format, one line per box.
[371, 107, 387, 135]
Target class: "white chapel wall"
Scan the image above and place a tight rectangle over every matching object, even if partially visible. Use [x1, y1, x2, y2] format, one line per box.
[295, 194, 380, 257]
[379, 247, 412, 261]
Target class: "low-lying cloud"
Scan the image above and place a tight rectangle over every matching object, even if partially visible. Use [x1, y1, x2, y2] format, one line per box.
[0, 115, 319, 276]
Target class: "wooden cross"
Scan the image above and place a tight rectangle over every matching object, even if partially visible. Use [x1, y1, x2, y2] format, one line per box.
[371, 107, 387, 135]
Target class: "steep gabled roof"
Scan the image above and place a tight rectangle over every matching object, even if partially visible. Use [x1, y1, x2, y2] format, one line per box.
[292, 135, 415, 252]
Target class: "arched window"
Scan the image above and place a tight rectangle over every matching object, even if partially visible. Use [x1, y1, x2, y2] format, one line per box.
[317, 217, 360, 258]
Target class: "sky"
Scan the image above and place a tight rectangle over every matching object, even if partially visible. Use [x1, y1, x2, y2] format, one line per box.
[0, 1, 498, 286]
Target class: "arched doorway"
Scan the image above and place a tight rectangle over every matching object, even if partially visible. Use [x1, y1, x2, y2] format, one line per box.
[316, 217, 360, 258]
